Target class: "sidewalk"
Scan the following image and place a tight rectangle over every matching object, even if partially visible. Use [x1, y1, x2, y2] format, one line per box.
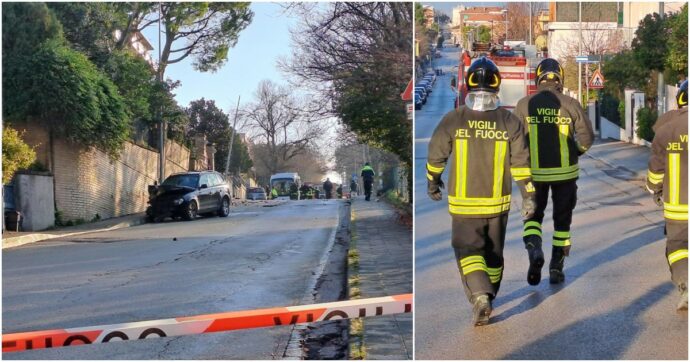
[2, 213, 146, 249]
[585, 139, 651, 181]
[350, 196, 412, 360]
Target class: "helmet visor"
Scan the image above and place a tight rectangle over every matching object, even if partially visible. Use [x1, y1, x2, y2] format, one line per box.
[465, 91, 501, 112]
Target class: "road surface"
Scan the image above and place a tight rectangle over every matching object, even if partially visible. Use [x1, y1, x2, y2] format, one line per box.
[414, 45, 688, 359]
[3, 200, 342, 359]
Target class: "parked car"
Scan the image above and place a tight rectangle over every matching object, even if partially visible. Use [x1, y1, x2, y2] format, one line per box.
[146, 171, 231, 222]
[415, 93, 423, 110]
[419, 80, 433, 93]
[414, 88, 427, 104]
[247, 187, 267, 201]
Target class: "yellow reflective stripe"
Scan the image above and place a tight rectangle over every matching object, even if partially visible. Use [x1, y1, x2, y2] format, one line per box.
[463, 265, 489, 275]
[532, 164, 580, 175]
[493, 141, 507, 198]
[664, 209, 689, 221]
[664, 203, 688, 212]
[647, 170, 664, 184]
[577, 143, 589, 153]
[669, 153, 680, 205]
[513, 176, 530, 181]
[460, 255, 488, 275]
[523, 229, 542, 237]
[454, 139, 468, 198]
[525, 221, 541, 229]
[486, 266, 503, 274]
[533, 170, 579, 182]
[559, 124, 570, 168]
[668, 249, 689, 265]
[427, 163, 444, 173]
[449, 203, 511, 215]
[554, 231, 570, 238]
[460, 255, 485, 266]
[529, 124, 539, 169]
[427, 173, 434, 181]
[487, 266, 503, 283]
[511, 168, 531, 176]
[552, 238, 571, 247]
[448, 195, 511, 205]
[461, 140, 468, 197]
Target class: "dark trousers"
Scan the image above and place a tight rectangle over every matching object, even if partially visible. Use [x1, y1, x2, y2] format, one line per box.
[364, 180, 373, 200]
[667, 221, 688, 287]
[452, 214, 509, 302]
[523, 180, 578, 248]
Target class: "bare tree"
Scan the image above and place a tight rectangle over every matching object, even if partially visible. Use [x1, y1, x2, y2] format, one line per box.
[242, 80, 324, 177]
[561, 24, 626, 58]
[505, 2, 545, 43]
[279, 2, 412, 166]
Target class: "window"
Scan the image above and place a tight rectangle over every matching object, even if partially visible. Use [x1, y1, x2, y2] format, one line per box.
[199, 174, 210, 188]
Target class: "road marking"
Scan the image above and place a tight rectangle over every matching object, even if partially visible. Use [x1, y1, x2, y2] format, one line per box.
[2, 294, 412, 353]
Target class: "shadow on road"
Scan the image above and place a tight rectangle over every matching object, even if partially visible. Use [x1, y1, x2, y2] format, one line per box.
[492, 224, 664, 323]
[500, 282, 676, 359]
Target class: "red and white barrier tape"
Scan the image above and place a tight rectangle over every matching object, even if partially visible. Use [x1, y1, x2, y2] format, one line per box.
[2, 294, 412, 353]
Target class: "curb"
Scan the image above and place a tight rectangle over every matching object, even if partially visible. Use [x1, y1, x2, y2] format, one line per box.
[2, 217, 147, 250]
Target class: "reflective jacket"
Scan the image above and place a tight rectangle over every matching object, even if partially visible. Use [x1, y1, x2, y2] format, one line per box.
[427, 106, 535, 218]
[647, 109, 688, 222]
[513, 84, 595, 183]
[361, 166, 375, 182]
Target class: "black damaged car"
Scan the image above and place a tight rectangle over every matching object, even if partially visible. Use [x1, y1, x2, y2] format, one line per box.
[146, 171, 231, 222]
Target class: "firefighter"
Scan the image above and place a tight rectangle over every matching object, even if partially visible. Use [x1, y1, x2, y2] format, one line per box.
[427, 57, 537, 326]
[361, 163, 375, 201]
[647, 80, 688, 311]
[513, 58, 595, 285]
[323, 178, 333, 199]
[271, 187, 278, 200]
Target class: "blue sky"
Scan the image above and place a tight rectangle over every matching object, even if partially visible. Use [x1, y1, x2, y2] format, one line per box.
[142, 3, 297, 114]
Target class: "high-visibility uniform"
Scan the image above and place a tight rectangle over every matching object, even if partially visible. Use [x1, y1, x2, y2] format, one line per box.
[514, 84, 594, 250]
[647, 109, 688, 288]
[427, 106, 535, 301]
[361, 165, 375, 200]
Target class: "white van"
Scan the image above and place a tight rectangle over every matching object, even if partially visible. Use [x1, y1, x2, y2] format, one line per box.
[269, 173, 302, 200]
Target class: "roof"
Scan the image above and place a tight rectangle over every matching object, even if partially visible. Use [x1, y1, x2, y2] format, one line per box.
[132, 31, 153, 51]
[170, 170, 219, 176]
[461, 13, 505, 22]
[270, 173, 300, 179]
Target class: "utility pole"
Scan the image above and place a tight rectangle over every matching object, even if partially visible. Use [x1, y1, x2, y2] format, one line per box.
[657, 2, 666, 115]
[157, 2, 166, 183]
[578, 1, 583, 106]
[224, 96, 241, 175]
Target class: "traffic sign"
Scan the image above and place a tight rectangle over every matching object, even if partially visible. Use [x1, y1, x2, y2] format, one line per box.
[589, 68, 605, 89]
[575, 56, 588, 63]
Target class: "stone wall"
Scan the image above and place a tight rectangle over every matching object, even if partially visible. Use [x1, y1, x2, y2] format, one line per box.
[14, 122, 190, 222]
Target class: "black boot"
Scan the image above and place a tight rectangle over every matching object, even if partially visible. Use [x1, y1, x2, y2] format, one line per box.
[524, 235, 544, 286]
[549, 246, 568, 284]
[471, 294, 492, 326]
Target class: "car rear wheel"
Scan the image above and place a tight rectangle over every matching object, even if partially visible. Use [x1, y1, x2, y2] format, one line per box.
[218, 197, 230, 217]
[183, 200, 198, 221]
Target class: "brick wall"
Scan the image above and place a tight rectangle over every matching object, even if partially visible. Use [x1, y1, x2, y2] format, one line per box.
[14, 122, 190, 222]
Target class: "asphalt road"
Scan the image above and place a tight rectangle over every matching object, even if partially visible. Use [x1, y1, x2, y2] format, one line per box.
[3, 200, 342, 359]
[414, 45, 688, 359]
